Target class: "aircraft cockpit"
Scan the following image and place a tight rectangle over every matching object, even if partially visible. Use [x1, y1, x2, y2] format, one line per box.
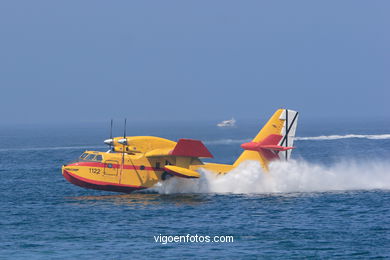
[79, 152, 103, 162]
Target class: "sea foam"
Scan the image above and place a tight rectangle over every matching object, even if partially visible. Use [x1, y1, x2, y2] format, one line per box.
[152, 159, 390, 194]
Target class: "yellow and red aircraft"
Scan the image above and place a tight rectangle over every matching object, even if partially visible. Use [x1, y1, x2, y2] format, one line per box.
[62, 108, 298, 193]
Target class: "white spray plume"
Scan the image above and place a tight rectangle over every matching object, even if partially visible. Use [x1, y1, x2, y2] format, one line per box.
[152, 160, 390, 194]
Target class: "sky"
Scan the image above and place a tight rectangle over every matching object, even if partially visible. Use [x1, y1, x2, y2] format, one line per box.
[0, 1, 388, 125]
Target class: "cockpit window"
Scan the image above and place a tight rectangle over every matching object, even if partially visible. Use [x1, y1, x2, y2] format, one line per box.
[80, 153, 88, 159]
[79, 153, 102, 161]
[85, 154, 96, 161]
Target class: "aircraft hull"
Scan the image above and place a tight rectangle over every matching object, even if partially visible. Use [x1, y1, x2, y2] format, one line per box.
[63, 169, 146, 193]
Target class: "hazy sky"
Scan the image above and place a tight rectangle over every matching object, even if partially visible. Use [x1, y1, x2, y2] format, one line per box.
[0, 1, 388, 125]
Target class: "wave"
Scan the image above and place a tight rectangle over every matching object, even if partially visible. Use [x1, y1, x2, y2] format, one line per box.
[203, 134, 390, 145]
[204, 139, 251, 145]
[152, 159, 390, 194]
[295, 134, 390, 141]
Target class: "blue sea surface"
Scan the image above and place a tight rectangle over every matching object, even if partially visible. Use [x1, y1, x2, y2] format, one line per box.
[1, 119, 390, 259]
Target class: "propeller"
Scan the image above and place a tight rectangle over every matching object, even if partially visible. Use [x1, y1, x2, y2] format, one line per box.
[118, 118, 141, 183]
[120, 118, 127, 182]
[117, 118, 128, 146]
[121, 118, 127, 154]
[123, 118, 127, 145]
[104, 119, 114, 150]
[118, 119, 127, 145]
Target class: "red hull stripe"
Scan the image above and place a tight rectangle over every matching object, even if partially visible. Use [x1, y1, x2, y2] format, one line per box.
[63, 170, 146, 193]
[68, 162, 162, 171]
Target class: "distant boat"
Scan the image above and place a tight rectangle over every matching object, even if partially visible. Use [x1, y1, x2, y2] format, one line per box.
[217, 118, 236, 127]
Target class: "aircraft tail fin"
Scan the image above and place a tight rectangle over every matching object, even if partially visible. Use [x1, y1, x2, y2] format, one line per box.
[233, 108, 299, 171]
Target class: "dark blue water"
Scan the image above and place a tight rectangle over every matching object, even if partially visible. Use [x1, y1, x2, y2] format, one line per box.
[1, 120, 390, 259]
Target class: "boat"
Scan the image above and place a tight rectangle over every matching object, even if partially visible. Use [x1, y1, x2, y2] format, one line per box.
[217, 118, 236, 127]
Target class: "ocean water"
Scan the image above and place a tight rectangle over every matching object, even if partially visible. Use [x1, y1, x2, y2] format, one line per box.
[1, 119, 390, 259]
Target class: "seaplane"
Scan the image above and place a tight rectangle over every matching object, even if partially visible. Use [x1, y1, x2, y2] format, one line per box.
[62, 108, 298, 193]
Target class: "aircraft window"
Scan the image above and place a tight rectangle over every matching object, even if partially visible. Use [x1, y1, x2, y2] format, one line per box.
[85, 154, 96, 161]
[96, 155, 103, 161]
[80, 153, 88, 160]
[140, 165, 145, 170]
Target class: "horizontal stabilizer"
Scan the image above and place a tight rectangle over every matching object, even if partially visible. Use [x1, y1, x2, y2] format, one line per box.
[241, 134, 295, 152]
[258, 145, 294, 151]
[241, 133, 295, 161]
[164, 165, 201, 178]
